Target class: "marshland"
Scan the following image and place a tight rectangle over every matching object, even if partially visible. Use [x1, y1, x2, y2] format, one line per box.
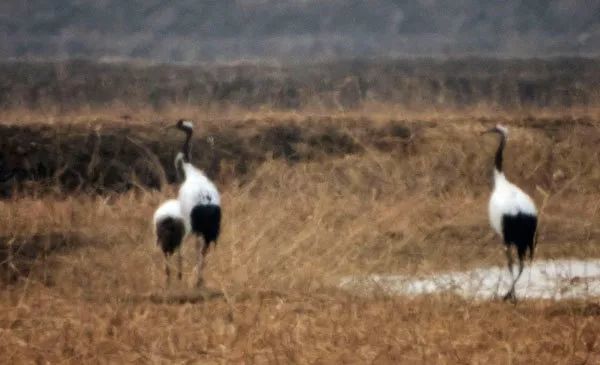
[0, 58, 599, 363]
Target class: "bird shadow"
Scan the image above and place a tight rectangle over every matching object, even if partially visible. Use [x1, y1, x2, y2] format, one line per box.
[0, 232, 89, 284]
[129, 287, 224, 305]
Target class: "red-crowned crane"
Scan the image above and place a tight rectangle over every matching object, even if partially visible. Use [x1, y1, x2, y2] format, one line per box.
[153, 199, 189, 287]
[483, 124, 538, 302]
[172, 119, 221, 288]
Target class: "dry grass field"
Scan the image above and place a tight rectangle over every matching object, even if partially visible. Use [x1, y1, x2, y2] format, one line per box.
[1, 108, 600, 363]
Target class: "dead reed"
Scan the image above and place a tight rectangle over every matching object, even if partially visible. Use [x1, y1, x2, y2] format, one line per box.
[0, 112, 599, 363]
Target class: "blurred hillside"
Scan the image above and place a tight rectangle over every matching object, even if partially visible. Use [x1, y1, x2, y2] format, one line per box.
[1, 58, 599, 111]
[1, 1, 599, 62]
[0, 58, 600, 111]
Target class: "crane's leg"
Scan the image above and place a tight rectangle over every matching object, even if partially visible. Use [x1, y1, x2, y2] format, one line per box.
[195, 237, 206, 288]
[505, 246, 514, 277]
[177, 249, 183, 281]
[510, 251, 526, 302]
[503, 246, 516, 301]
[505, 249, 526, 303]
[201, 241, 210, 257]
[164, 253, 171, 289]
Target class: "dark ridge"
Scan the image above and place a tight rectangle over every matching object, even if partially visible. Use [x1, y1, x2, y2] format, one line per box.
[0, 119, 414, 197]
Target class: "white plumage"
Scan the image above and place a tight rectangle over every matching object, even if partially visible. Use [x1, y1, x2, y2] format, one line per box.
[488, 171, 537, 236]
[176, 154, 221, 229]
[153, 199, 190, 234]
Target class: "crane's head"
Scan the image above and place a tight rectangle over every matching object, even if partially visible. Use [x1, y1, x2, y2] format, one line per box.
[164, 119, 194, 134]
[175, 119, 194, 133]
[481, 124, 508, 137]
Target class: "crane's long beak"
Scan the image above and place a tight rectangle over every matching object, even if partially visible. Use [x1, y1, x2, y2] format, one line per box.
[480, 127, 497, 135]
[164, 124, 176, 134]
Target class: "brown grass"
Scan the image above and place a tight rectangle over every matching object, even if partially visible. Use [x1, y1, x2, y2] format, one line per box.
[1, 111, 600, 363]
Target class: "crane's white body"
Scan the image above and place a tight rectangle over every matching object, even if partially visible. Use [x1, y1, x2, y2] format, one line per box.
[177, 161, 221, 229]
[488, 170, 537, 237]
[153, 199, 189, 234]
[171, 120, 222, 288]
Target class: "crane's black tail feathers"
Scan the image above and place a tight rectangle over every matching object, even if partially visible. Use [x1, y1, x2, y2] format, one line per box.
[156, 217, 186, 256]
[190, 204, 221, 245]
[502, 213, 537, 263]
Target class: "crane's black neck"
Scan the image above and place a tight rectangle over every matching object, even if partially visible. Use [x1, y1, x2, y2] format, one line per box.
[179, 128, 192, 163]
[494, 133, 505, 172]
[175, 154, 185, 181]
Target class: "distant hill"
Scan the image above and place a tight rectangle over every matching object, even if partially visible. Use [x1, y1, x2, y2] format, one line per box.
[2, 58, 598, 111]
[1, 1, 599, 62]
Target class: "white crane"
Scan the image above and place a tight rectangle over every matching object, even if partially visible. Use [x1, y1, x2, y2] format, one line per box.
[483, 124, 538, 302]
[171, 119, 221, 288]
[153, 199, 189, 287]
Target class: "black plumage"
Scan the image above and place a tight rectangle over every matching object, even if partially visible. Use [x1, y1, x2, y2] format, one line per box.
[156, 217, 186, 256]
